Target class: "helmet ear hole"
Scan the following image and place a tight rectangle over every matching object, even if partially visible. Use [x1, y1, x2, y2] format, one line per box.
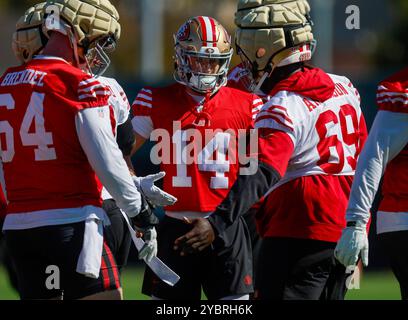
[23, 49, 30, 60]
[79, 21, 90, 36]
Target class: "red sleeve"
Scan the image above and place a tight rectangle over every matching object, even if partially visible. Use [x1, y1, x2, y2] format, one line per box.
[376, 76, 408, 114]
[76, 76, 110, 109]
[257, 128, 294, 177]
[132, 87, 153, 117]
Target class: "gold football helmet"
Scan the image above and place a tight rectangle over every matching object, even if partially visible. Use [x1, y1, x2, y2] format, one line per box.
[12, 2, 47, 64]
[174, 16, 233, 94]
[12, 0, 120, 76]
[235, 0, 315, 91]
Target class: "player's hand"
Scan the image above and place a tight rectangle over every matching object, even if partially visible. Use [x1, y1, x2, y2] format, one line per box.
[137, 226, 158, 262]
[334, 222, 369, 268]
[173, 218, 215, 256]
[131, 194, 159, 229]
[131, 194, 159, 262]
[133, 172, 178, 206]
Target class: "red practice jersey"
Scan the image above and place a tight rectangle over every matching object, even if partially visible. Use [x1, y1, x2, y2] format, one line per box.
[0, 57, 110, 214]
[376, 68, 408, 212]
[132, 83, 262, 214]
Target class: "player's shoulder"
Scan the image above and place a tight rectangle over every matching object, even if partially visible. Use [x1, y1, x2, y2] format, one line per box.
[133, 83, 181, 109]
[219, 85, 255, 100]
[97, 76, 122, 91]
[327, 72, 352, 85]
[31, 57, 110, 103]
[376, 68, 408, 114]
[379, 67, 408, 90]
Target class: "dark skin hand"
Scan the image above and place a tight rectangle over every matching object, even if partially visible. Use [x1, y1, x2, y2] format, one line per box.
[173, 217, 216, 255]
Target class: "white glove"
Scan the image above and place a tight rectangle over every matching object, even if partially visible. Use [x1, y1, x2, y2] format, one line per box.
[138, 227, 158, 262]
[133, 172, 177, 206]
[334, 222, 369, 268]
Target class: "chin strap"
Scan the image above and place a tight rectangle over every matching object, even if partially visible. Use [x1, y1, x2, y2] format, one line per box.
[188, 91, 212, 127]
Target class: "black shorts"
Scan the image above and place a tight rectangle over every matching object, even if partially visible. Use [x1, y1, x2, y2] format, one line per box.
[242, 208, 261, 286]
[4, 221, 121, 300]
[378, 231, 408, 300]
[0, 217, 19, 292]
[257, 237, 349, 300]
[102, 199, 132, 272]
[142, 215, 253, 300]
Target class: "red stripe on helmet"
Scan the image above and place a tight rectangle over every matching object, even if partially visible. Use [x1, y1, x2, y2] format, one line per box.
[197, 16, 208, 47]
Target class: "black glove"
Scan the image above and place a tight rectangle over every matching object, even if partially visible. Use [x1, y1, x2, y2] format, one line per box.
[131, 194, 159, 229]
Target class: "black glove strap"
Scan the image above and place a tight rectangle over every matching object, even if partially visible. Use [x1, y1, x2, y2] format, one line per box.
[131, 195, 159, 229]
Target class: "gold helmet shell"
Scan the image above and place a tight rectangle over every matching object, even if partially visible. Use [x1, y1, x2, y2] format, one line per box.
[235, 0, 314, 72]
[12, 2, 47, 63]
[174, 16, 233, 94]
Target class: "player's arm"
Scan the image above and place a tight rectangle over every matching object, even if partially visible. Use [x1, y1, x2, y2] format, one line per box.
[75, 105, 151, 220]
[174, 128, 294, 254]
[347, 110, 408, 223]
[127, 90, 177, 206]
[335, 110, 408, 267]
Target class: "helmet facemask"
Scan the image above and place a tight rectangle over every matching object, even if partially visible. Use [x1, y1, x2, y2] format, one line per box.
[236, 43, 272, 93]
[85, 35, 117, 77]
[174, 43, 232, 94]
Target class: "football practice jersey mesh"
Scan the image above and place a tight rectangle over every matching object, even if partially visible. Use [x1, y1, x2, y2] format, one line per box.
[132, 83, 262, 214]
[0, 57, 110, 213]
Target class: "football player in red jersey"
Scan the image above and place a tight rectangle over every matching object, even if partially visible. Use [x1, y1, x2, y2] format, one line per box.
[0, 0, 160, 300]
[335, 70, 408, 299]
[8, 2, 177, 290]
[175, 0, 368, 300]
[130, 16, 263, 300]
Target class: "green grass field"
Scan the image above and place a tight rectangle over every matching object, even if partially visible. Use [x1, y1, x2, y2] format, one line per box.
[0, 265, 401, 300]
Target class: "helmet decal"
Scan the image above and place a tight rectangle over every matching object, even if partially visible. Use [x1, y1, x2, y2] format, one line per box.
[176, 21, 190, 42]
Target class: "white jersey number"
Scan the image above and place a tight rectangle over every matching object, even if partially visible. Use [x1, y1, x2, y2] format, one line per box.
[316, 104, 360, 174]
[172, 130, 231, 189]
[0, 92, 56, 163]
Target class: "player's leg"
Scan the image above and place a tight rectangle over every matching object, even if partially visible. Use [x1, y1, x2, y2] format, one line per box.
[319, 258, 350, 300]
[0, 217, 19, 294]
[102, 199, 132, 273]
[61, 222, 123, 300]
[4, 226, 64, 299]
[257, 237, 337, 300]
[256, 237, 291, 300]
[202, 217, 253, 300]
[142, 216, 201, 300]
[378, 231, 408, 300]
[241, 207, 261, 299]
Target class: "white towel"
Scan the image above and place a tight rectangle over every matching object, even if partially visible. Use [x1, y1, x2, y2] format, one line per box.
[76, 217, 104, 279]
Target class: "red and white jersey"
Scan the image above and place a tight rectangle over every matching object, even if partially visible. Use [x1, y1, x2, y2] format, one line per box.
[228, 63, 271, 103]
[0, 56, 109, 214]
[376, 69, 408, 213]
[132, 83, 262, 215]
[346, 69, 408, 235]
[99, 76, 130, 128]
[98, 76, 131, 201]
[252, 67, 367, 241]
[257, 72, 365, 187]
